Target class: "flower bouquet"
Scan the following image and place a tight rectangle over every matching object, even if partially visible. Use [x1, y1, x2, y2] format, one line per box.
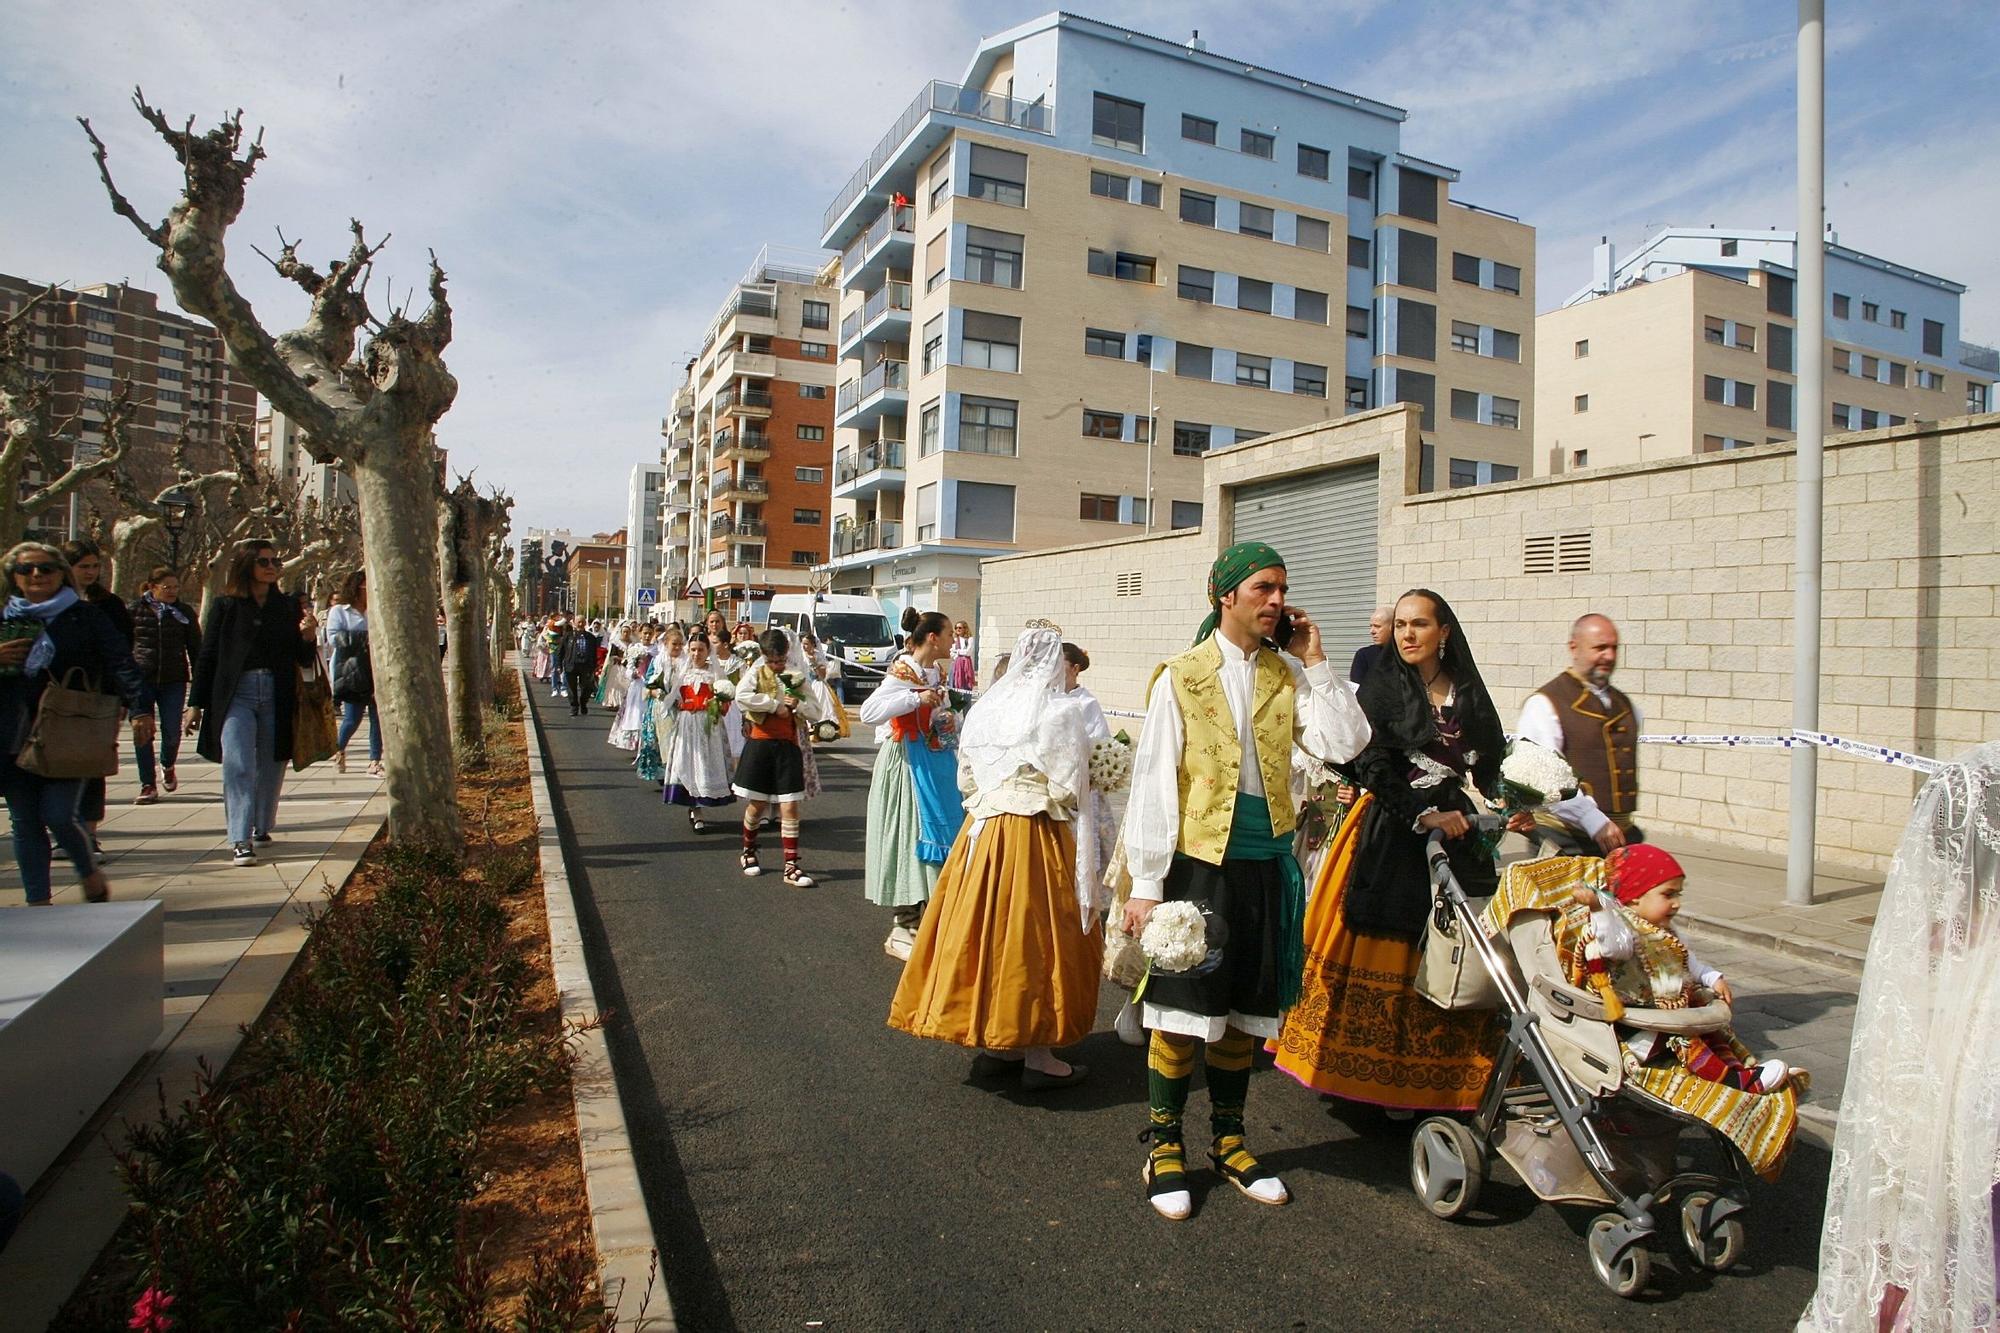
[732, 640, 760, 664]
[1130, 900, 1229, 1003]
[928, 705, 960, 748]
[1089, 734, 1133, 794]
[1496, 741, 1578, 814]
[706, 674, 736, 723]
[812, 718, 842, 743]
[778, 667, 808, 699]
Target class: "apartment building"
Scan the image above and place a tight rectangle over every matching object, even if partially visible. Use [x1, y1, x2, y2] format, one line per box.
[1537, 227, 1997, 471]
[256, 405, 358, 508]
[815, 12, 1535, 622]
[566, 530, 626, 619]
[0, 274, 258, 537]
[623, 460, 666, 614]
[660, 247, 839, 623]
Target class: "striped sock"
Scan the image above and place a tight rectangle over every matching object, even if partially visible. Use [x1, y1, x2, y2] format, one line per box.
[742, 821, 758, 853]
[1205, 1029, 1255, 1139]
[782, 834, 799, 862]
[1146, 1030, 1197, 1192]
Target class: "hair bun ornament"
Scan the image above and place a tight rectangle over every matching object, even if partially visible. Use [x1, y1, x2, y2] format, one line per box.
[1025, 617, 1063, 634]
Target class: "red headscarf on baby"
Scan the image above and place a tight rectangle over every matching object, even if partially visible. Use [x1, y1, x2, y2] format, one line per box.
[1608, 844, 1685, 904]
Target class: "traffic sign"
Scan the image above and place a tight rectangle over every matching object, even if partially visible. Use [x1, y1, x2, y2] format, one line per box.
[634, 587, 658, 605]
[683, 576, 703, 599]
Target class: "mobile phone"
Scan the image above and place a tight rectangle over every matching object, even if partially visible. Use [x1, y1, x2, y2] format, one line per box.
[1272, 611, 1297, 651]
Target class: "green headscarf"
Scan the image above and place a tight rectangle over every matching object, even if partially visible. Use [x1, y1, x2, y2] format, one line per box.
[1192, 540, 1286, 645]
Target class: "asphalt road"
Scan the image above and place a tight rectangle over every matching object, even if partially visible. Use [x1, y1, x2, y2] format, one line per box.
[530, 688, 1835, 1332]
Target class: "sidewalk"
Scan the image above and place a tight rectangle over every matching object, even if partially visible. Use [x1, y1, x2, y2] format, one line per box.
[0, 755, 387, 1330]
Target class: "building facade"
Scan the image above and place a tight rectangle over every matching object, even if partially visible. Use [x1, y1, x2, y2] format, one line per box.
[815, 12, 1534, 623]
[566, 530, 626, 619]
[1537, 227, 1997, 471]
[1, 274, 259, 538]
[255, 405, 358, 509]
[623, 461, 666, 615]
[660, 247, 839, 623]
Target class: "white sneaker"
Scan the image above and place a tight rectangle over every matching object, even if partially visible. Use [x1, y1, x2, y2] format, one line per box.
[884, 925, 915, 960]
[1115, 1000, 1146, 1047]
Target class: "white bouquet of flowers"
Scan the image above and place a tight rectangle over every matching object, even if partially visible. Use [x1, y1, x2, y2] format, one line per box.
[1138, 901, 1211, 972]
[1498, 741, 1578, 810]
[1089, 734, 1133, 793]
[733, 640, 760, 663]
[710, 675, 736, 701]
[778, 667, 808, 698]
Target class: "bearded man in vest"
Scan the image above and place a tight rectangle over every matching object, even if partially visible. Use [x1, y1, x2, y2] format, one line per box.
[1516, 612, 1645, 854]
[1120, 542, 1372, 1222]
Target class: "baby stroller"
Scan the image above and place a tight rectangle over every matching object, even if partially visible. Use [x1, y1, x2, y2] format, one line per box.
[1405, 829, 1755, 1299]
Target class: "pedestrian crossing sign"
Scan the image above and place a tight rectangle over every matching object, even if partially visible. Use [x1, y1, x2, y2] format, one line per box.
[635, 587, 658, 605]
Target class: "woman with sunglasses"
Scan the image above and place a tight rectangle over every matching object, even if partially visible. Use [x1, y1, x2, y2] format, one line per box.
[0, 543, 154, 905]
[188, 541, 320, 867]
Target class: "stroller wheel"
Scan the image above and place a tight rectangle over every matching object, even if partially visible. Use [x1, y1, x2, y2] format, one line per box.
[1588, 1213, 1653, 1299]
[1409, 1117, 1485, 1219]
[1679, 1191, 1747, 1273]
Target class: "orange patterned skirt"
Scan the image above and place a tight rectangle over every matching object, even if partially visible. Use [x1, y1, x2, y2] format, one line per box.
[1274, 794, 1498, 1111]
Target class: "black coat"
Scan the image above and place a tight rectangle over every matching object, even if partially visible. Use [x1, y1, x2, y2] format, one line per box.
[564, 630, 601, 674]
[85, 588, 134, 645]
[0, 599, 153, 759]
[131, 596, 203, 686]
[189, 591, 317, 765]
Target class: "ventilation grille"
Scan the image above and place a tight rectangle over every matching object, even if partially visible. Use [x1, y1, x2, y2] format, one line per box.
[1524, 531, 1592, 575]
[1114, 570, 1144, 598]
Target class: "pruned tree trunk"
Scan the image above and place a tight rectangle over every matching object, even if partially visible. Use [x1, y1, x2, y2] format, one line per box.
[438, 476, 508, 749]
[82, 94, 461, 850]
[489, 567, 515, 689]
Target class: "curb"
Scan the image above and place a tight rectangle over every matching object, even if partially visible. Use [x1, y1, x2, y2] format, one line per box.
[516, 667, 673, 1332]
[1673, 909, 1866, 976]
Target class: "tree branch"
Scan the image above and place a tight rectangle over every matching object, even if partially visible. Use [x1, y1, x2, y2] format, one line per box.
[76, 117, 166, 248]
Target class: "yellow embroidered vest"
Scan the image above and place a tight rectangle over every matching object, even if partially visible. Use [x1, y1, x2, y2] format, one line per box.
[1151, 635, 1297, 864]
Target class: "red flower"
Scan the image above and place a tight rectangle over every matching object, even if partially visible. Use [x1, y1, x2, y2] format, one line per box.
[130, 1286, 176, 1332]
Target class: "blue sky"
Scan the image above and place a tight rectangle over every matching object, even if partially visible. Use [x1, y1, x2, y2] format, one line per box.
[5, 1, 1994, 538]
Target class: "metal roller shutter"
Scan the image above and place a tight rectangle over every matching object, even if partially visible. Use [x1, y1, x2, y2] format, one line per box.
[1229, 463, 1379, 659]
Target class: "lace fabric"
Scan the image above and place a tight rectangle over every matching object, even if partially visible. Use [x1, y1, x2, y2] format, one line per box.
[1801, 741, 2000, 1331]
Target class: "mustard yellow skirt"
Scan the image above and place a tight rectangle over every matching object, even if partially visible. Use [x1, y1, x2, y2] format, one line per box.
[1274, 794, 1498, 1111]
[889, 812, 1104, 1051]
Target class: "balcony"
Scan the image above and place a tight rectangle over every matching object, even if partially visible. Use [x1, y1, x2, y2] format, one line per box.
[666, 463, 693, 484]
[835, 359, 909, 429]
[674, 386, 695, 420]
[840, 204, 915, 292]
[839, 280, 913, 358]
[724, 386, 774, 420]
[714, 430, 772, 464]
[717, 347, 779, 383]
[833, 439, 907, 499]
[831, 519, 905, 559]
[710, 473, 770, 503]
[822, 80, 1055, 247]
[710, 516, 768, 544]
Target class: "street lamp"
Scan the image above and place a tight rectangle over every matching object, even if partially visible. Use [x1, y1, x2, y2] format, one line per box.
[158, 484, 195, 571]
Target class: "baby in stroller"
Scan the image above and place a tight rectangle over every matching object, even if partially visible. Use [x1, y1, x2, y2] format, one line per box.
[1573, 845, 1799, 1096]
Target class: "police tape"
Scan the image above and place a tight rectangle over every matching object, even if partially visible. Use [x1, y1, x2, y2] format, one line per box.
[1643, 729, 1943, 775]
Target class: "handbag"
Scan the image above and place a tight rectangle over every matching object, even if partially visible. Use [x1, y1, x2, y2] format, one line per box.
[1414, 881, 1502, 1011]
[332, 631, 373, 705]
[292, 658, 339, 771]
[17, 667, 122, 779]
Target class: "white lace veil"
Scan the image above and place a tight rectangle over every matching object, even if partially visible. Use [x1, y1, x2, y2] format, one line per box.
[1801, 742, 2000, 1331]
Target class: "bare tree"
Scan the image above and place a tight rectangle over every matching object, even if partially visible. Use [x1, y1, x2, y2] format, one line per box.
[438, 474, 510, 748]
[1, 289, 136, 547]
[82, 94, 460, 849]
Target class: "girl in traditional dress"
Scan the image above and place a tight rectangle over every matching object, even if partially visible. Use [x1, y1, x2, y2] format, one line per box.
[860, 609, 966, 960]
[596, 622, 635, 711]
[635, 624, 683, 784]
[662, 630, 735, 831]
[731, 627, 825, 886]
[889, 621, 1104, 1086]
[607, 623, 659, 751]
[948, 619, 976, 692]
[1274, 588, 1532, 1114]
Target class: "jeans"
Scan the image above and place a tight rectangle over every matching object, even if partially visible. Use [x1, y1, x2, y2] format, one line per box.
[2, 752, 93, 903]
[135, 681, 188, 788]
[550, 664, 568, 696]
[221, 669, 286, 844]
[337, 700, 382, 761]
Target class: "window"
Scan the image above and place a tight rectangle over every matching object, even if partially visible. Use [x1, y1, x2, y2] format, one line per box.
[1862, 301, 1879, 323]
[1172, 421, 1210, 457]
[1084, 328, 1125, 359]
[156, 389, 182, 403]
[1705, 315, 1727, 345]
[1832, 347, 1851, 374]
[793, 508, 823, 525]
[921, 315, 944, 374]
[795, 466, 824, 484]
[1450, 388, 1479, 422]
[1345, 377, 1369, 411]
[1177, 266, 1214, 303]
[1293, 289, 1328, 324]
[1136, 180, 1161, 207]
[1093, 93, 1144, 151]
[1297, 144, 1329, 179]
[85, 353, 114, 368]
[82, 374, 114, 391]
[1705, 374, 1726, 404]
[1294, 216, 1330, 252]
[958, 395, 1017, 455]
[928, 149, 952, 209]
[1348, 164, 1373, 200]
[1767, 380, 1794, 430]
[1766, 273, 1794, 316]
[1970, 383, 1991, 414]
[1080, 493, 1120, 521]
[1574, 394, 1589, 413]
[1292, 362, 1327, 398]
[1238, 203, 1274, 240]
[1181, 113, 1216, 144]
[84, 329, 113, 346]
[1572, 449, 1589, 468]
[1082, 410, 1123, 440]
[1767, 323, 1793, 373]
[1448, 458, 1480, 489]
[920, 401, 941, 456]
[1832, 402, 1852, 428]
[1240, 129, 1274, 159]
[796, 424, 826, 441]
[1574, 338, 1590, 358]
[1917, 368, 1945, 390]
[1347, 235, 1372, 270]
[1398, 230, 1437, 291]
[158, 346, 184, 360]
[798, 383, 828, 399]
[1889, 309, 1907, 330]
[1491, 329, 1521, 362]
[1087, 248, 1112, 277]
[1923, 319, 1945, 357]
[964, 227, 1023, 288]
[156, 368, 182, 381]
[1175, 342, 1213, 380]
[1235, 353, 1271, 389]
[961, 311, 1021, 371]
[1888, 360, 1907, 387]
[1737, 380, 1756, 410]
[1721, 239, 1738, 257]
[925, 230, 948, 292]
[1232, 430, 1265, 444]
[1862, 355, 1879, 379]
[1395, 300, 1435, 361]
[1090, 169, 1127, 200]
[1491, 397, 1520, 428]
[800, 342, 829, 358]
[1237, 277, 1272, 314]
[1171, 500, 1202, 530]
[967, 144, 1027, 206]
[1859, 408, 1880, 429]
[1397, 168, 1439, 222]
[916, 482, 938, 540]
[1492, 262, 1521, 295]
[1450, 321, 1479, 354]
[1346, 305, 1370, 339]
[801, 300, 830, 330]
[1134, 415, 1154, 443]
[1179, 190, 1217, 227]
[1701, 434, 1726, 453]
[792, 551, 819, 567]
[1091, 250, 1155, 283]
[1832, 293, 1850, 319]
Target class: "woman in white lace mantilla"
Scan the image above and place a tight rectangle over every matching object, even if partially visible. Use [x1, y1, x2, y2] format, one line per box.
[1800, 741, 2000, 1331]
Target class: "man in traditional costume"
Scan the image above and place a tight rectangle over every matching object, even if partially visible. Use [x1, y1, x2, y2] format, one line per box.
[1122, 542, 1372, 1221]
[1516, 613, 1643, 854]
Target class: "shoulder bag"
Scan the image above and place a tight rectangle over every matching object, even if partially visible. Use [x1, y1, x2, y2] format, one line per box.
[1414, 879, 1502, 1012]
[17, 667, 122, 779]
[292, 657, 339, 770]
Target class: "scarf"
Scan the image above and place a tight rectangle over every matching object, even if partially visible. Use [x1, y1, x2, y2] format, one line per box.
[142, 591, 191, 626]
[3, 587, 81, 676]
[1192, 541, 1285, 646]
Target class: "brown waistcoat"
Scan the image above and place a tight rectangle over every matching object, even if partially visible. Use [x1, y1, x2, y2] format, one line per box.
[1537, 671, 1639, 818]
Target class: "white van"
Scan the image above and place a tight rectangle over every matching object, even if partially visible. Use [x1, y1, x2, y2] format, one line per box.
[764, 593, 897, 701]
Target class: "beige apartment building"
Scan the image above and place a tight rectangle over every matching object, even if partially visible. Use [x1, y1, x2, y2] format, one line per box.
[817, 12, 1535, 624]
[661, 247, 840, 623]
[256, 406, 358, 509]
[1538, 227, 1996, 471]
